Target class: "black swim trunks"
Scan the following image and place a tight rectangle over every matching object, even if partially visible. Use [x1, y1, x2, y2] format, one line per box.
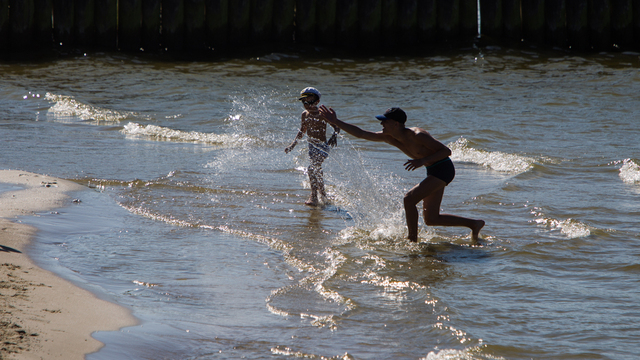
[426, 157, 455, 185]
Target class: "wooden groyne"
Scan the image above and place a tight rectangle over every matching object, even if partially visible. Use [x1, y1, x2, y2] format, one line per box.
[1, 0, 639, 56]
[482, 0, 640, 51]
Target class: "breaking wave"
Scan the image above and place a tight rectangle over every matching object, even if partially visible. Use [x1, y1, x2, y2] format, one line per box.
[531, 207, 593, 239]
[45, 93, 136, 124]
[121, 122, 252, 146]
[421, 347, 505, 360]
[448, 137, 537, 175]
[617, 158, 640, 184]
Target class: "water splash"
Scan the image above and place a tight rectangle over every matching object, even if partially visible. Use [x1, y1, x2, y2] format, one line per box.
[45, 93, 136, 124]
[228, 88, 296, 144]
[325, 145, 406, 232]
[449, 137, 536, 174]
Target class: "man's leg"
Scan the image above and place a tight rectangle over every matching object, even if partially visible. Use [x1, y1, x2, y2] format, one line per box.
[404, 176, 446, 242]
[421, 179, 485, 242]
[404, 175, 485, 242]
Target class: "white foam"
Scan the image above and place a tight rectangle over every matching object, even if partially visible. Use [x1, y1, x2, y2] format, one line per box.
[421, 346, 501, 360]
[618, 158, 640, 184]
[449, 137, 536, 174]
[45, 93, 134, 123]
[121, 122, 251, 146]
[532, 208, 593, 239]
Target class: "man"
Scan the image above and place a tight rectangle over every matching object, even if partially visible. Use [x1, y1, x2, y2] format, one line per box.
[285, 87, 340, 206]
[318, 105, 484, 242]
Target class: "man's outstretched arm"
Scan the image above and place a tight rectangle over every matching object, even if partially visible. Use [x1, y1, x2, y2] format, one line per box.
[319, 105, 386, 142]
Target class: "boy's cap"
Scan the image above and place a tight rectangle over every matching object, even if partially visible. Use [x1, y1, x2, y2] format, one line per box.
[299, 87, 321, 100]
[375, 107, 407, 124]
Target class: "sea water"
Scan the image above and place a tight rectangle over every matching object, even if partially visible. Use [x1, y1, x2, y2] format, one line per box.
[1, 48, 640, 359]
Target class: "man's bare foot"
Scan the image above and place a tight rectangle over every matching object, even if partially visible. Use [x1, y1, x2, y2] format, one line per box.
[470, 220, 485, 242]
[305, 197, 318, 206]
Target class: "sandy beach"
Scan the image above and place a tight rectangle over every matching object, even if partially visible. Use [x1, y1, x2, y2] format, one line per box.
[0, 170, 136, 359]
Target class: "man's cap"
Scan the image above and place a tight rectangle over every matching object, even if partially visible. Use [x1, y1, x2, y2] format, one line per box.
[299, 87, 321, 100]
[375, 107, 407, 124]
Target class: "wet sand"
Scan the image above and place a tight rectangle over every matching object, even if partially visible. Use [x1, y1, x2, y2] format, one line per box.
[0, 170, 136, 359]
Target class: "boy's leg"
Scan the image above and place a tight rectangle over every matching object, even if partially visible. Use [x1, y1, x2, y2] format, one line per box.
[316, 159, 327, 199]
[307, 149, 328, 205]
[306, 164, 319, 205]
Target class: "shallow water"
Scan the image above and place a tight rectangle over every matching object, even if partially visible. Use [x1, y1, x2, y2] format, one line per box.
[2, 48, 640, 359]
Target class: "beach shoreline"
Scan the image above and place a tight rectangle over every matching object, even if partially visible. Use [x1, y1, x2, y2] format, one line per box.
[0, 170, 137, 359]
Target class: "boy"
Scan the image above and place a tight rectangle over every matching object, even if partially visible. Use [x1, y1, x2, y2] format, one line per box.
[318, 105, 485, 242]
[285, 87, 340, 206]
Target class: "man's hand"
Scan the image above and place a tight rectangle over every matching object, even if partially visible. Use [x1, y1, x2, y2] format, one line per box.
[319, 105, 337, 124]
[404, 159, 424, 171]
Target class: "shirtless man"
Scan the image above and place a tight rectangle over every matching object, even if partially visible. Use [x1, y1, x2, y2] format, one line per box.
[319, 105, 485, 242]
[285, 87, 340, 206]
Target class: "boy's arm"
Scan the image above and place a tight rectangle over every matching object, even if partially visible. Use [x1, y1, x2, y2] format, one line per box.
[319, 105, 386, 142]
[327, 123, 340, 147]
[285, 114, 308, 153]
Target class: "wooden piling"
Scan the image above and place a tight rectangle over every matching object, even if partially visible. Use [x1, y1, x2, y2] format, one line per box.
[205, 0, 228, 48]
[228, 0, 251, 47]
[546, 0, 568, 48]
[0, 0, 8, 52]
[316, 0, 337, 46]
[522, 0, 545, 44]
[33, 0, 53, 48]
[119, 0, 142, 51]
[163, 0, 185, 51]
[437, 0, 460, 41]
[566, 0, 589, 50]
[272, 0, 295, 43]
[480, 0, 503, 39]
[610, 0, 633, 48]
[2, 0, 638, 56]
[460, 0, 478, 38]
[398, 0, 417, 46]
[142, 0, 161, 52]
[503, 0, 521, 41]
[94, 0, 117, 49]
[359, 0, 382, 49]
[185, 0, 206, 51]
[589, 0, 611, 50]
[296, 0, 316, 44]
[75, 0, 94, 47]
[336, 0, 358, 48]
[9, 0, 34, 51]
[634, 0, 640, 47]
[381, 0, 398, 47]
[251, 0, 273, 44]
[417, 0, 437, 44]
[53, 0, 74, 47]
